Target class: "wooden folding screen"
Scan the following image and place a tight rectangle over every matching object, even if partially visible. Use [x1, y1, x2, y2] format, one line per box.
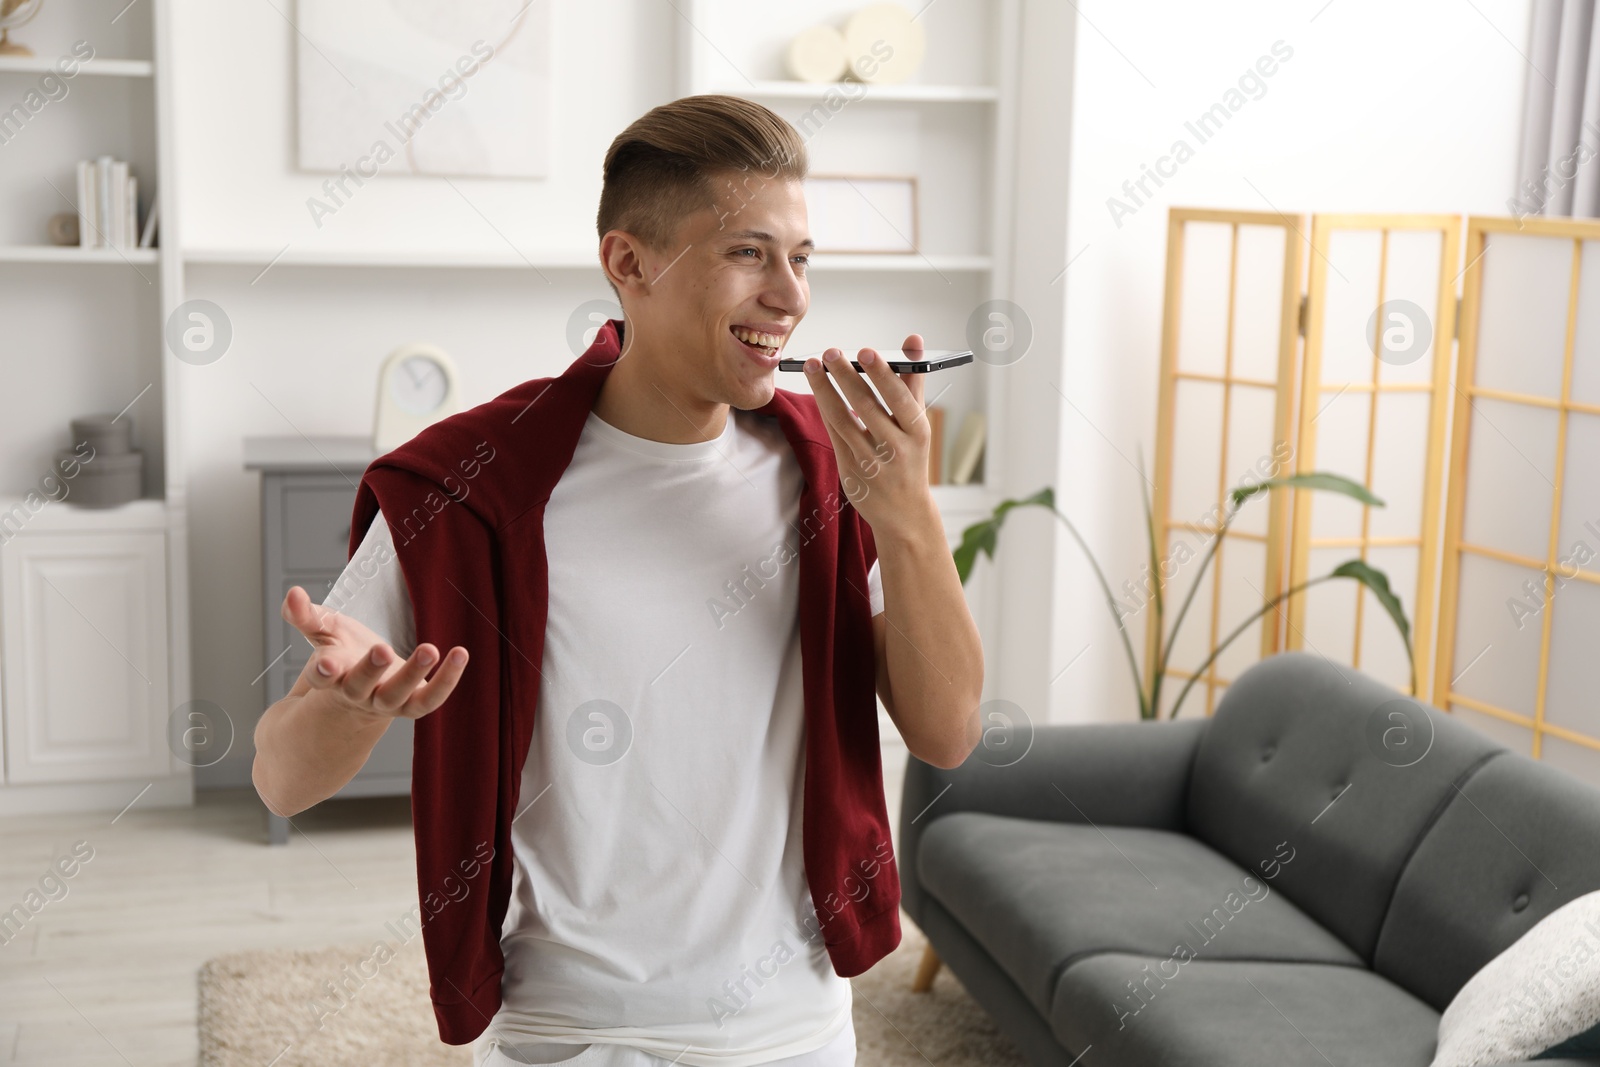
[1154, 207, 1600, 787]
[1148, 209, 1304, 716]
[1285, 215, 1460, 703]
[1434, 215, 1600, 776]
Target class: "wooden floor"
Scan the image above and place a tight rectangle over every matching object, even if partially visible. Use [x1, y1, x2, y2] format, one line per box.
[0, 744, 910, 1066]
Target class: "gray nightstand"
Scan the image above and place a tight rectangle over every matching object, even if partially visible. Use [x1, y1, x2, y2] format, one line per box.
[244, 436, 414, 845]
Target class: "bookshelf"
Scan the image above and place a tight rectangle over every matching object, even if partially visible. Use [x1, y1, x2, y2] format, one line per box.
[0, 55, 152, 77]
[0, 0, 192, 814]
[0, 245, 158, 264]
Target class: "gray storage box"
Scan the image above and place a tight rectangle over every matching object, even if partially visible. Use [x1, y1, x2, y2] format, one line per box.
[70, 413, 133, 455]
[60, 447, 142, 507]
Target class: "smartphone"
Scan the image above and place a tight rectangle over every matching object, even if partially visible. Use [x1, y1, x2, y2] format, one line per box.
[777, 348, 974, 374]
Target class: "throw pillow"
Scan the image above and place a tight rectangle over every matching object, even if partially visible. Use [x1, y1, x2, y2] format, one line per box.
[1431, 889, 1600, 1067]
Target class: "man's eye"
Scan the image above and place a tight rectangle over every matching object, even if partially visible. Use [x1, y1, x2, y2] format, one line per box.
[735, 248, 759, 258]
[793, 255, 809, 267]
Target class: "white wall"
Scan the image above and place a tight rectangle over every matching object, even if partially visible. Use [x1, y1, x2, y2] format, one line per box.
[1050, 0, 1534, 723]
[171, 0, 674, 256]
[984, 0, 1074, 727]
[170, 0, 678, 788]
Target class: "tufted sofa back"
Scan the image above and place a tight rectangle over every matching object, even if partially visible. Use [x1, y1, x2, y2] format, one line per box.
[1185, 653, 1503, 964]
[1371, 749, 1600, 1009]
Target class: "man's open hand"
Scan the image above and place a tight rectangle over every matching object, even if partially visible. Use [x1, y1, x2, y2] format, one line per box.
[281, 585, 469, 726]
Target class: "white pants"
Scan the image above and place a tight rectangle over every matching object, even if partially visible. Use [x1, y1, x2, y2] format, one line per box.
[474, 1019, 856, 1067]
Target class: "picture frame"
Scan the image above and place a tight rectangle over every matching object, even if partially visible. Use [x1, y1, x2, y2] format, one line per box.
[805, 174, 919, 254]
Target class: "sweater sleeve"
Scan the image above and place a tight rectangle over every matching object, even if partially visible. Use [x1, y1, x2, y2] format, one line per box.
[354, 461, 513, 1044]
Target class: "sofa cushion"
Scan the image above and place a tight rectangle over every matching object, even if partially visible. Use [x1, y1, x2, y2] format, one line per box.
[897, 718, 1209, 931]
[1374, 752, 1600, 1012]
[1186, 652, 1504, 962]
[1049, 954, 1439, 1066]
[916, 811, 1360, 1016]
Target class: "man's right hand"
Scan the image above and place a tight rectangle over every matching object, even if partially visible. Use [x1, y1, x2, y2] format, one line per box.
[280, 584, 470, 726]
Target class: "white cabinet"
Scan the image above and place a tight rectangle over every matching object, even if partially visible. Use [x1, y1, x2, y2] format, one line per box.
[0, 529, 171, 784]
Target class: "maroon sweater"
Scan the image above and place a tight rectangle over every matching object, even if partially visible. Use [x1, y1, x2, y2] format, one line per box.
[346, 318, 903, 1044]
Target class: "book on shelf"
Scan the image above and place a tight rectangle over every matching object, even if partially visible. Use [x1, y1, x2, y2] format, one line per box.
[927, 403, 944, 483]
[138, 195, 159, 248]
[96, 156, 111, 246]
[75, 160, 94, 248]
[76, 156, 145, 249]
[947, 410, 986, 485]
[113, 160, 127, 245]
[124, 174, 138, 247]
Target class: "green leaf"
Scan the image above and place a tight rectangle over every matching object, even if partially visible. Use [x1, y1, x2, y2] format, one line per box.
[1137, 451, 1165, 716]
[1330, 557, 1416, 691]
[997, 486, 1054, 518]
[952, 488, 1054, 585]
[948, 484, 1148, 718]
[952, 521, 991, 584]
[1331, 558, 1411, 651]
[1136, 453, 1163, 624]
[1230, 471, 1385, 509]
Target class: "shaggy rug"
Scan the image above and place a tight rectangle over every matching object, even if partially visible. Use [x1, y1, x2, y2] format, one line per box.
[197, 919, 1029, 1066]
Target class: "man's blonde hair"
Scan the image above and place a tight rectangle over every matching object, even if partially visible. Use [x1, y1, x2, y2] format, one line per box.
[597, 94, 808, 291]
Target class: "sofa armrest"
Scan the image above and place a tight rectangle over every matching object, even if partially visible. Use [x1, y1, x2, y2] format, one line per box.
[896, 719, 1208, 928]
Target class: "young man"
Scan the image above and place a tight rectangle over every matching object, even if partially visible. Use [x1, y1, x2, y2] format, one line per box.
[252, 94, 983, 1067]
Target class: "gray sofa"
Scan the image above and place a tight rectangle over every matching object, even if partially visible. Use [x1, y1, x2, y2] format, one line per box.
[899, 652, 1600, 1066]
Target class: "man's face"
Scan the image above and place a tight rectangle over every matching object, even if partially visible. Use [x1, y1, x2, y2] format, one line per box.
[619, 171, 812, 411]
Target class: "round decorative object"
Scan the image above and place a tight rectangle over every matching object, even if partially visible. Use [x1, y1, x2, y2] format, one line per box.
[47, 211, 79, 246]
[372, 342, 461, 453]
[0, 0, 43, 57]
[842, 2, 925, 85]
[786, 24, 848, 83]
[391, 353, 449, 415]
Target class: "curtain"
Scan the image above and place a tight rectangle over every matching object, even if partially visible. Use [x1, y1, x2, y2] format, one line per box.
[1516, 0, 1600, 217]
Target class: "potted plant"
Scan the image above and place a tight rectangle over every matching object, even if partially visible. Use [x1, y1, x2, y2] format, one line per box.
[953, 470, 1414, 719]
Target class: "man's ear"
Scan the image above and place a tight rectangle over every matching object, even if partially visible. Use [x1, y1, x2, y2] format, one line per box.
[599, 230, 649, 296]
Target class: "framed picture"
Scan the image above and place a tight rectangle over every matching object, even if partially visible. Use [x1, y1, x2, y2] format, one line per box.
[805, 174, 919, 254]
[295, 0, 551, 179]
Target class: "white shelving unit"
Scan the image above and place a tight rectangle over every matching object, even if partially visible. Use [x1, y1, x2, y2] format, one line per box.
[0, 245, 159, 264]
[0, 0, 192, 815]
[0, 55, 152, 77]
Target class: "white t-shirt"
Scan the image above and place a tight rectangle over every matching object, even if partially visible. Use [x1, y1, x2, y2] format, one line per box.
[328, 407, 883, 1066]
